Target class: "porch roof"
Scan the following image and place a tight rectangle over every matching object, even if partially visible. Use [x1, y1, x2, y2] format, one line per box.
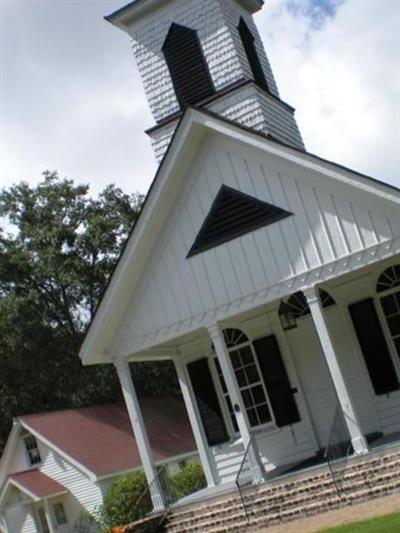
[8, 470, 67, 500]
[19, 396, 196, 478]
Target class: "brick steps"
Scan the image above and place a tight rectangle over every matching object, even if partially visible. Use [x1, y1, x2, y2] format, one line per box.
[163, 448, 400, 533]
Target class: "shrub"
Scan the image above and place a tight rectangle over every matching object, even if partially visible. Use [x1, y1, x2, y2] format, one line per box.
[71, 510, 101, 532]
[169, 461, 206, 500]
[99, 471, 151, 530]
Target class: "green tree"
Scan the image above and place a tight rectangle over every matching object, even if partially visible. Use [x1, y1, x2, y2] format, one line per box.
[0, 172, 178, 454]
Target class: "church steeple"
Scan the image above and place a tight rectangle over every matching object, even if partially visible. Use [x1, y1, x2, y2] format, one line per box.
[105, 0, 304, 161]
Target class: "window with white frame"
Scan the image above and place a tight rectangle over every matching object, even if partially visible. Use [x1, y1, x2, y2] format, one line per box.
[213, 328, 273, 431]
[24, 435, 41, 466]
[53, 502, 67, 526]
[377, 265, 400, 358]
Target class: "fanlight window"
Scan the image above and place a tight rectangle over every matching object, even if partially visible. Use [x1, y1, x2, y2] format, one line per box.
[377, 265, 400, 293]
[285, 290, 336, 319]
[222, 328, 249, 348]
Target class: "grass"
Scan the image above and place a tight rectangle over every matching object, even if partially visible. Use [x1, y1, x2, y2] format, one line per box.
[319, 511, 400, 532]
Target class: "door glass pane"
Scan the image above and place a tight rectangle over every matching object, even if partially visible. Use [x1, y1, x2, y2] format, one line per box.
[37, 508, 50, 533]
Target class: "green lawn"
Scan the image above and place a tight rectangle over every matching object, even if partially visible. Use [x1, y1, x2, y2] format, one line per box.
[319, 511, 400, 532]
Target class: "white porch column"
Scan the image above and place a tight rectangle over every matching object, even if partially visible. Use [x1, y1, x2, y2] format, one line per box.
[0, 512, 10, 533]
[304, 287, 369, 455]
[114, 358, 165, 509]
[208, 324, 264, 482]
[174, 359, 217, 487]
[43, 500, 55, 533]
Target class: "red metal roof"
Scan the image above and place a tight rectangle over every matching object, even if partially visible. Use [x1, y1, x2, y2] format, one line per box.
[19, 395, 196, 477]
[9, 470, 66, 499]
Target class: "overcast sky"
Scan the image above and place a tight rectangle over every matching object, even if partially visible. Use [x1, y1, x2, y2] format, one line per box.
[1, 0, 399, 198]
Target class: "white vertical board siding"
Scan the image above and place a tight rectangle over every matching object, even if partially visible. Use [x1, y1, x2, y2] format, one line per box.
[40, 448, 102, 517]
[114, 135, 398, 358]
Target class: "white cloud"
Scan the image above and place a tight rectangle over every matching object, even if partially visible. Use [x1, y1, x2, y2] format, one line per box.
[258, 0, 400, 186]
[1, 0, 399, 196]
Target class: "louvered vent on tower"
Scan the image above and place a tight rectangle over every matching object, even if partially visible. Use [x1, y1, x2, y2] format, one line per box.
[163, 23, 215, 108]
[238, 17, 269, 92]
[187, 185, 292, 257]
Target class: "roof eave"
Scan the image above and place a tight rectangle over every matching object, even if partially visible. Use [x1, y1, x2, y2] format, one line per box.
[0, 422, 21, 495]
[105, 0, 264, 31]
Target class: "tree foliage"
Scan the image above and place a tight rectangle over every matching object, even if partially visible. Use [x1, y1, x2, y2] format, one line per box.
[0, 172, 178, 454]
[169, 461, 206, 500]
[99, 471, 150, 529]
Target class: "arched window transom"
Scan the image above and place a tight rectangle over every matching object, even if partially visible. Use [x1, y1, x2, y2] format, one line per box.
[285, 289, 336, 320]
[377, 265, 400, 293]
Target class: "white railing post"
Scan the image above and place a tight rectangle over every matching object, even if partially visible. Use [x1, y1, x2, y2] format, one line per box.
[114, 358, 165, 509]
[304, 287, 368, 455]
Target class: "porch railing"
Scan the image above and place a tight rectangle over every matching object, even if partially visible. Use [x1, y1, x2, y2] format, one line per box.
[129, 465, 174, 529]
[324, 404, 353, 498]
[235, 436, 265, 522]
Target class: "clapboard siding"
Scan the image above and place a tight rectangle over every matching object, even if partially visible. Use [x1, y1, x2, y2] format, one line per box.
[40, 447, 102, 516]
[114, 136, 398, 357]
[8, 507, 36, 533]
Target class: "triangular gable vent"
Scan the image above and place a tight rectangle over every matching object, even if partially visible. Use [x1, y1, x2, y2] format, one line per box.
[187, 185, 292, 257]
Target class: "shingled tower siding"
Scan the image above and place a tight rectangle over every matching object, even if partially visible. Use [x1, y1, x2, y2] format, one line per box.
[120, 0, 304, 160]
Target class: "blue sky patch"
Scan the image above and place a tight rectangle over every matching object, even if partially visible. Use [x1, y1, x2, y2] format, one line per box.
[287, 0, 344, 28]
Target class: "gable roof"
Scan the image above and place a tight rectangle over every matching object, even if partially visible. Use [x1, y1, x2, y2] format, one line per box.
[9, 470, 67, 500]
[18, 396, 195, 479]
[79, 106, 400, 366]
[105, 0, 264, 29]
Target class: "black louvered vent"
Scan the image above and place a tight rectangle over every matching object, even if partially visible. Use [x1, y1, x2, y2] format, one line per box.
[187, 185, 292, 257]
[238, 18, 269, 93]
[163, 23, 215, 108]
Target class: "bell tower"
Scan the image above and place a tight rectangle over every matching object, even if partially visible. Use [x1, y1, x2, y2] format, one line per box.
[106, 0, 304, 161]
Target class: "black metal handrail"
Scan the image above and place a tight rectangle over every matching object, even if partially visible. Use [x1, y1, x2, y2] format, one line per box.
[133, 465, 172, 520]
[235, 436, 265, 522]
[324, 404, 353, 498]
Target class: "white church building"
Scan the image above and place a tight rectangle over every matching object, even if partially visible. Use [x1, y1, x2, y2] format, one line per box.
[80, 0, 400, 512]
